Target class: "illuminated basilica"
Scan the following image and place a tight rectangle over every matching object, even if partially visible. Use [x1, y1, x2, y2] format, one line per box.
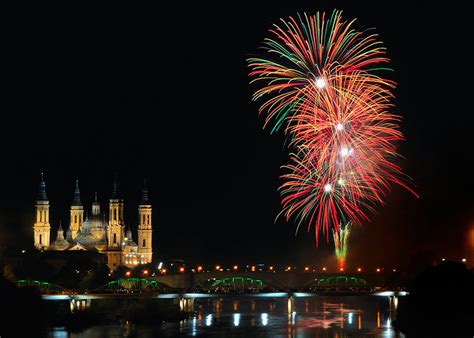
[32, 174, 153, 269]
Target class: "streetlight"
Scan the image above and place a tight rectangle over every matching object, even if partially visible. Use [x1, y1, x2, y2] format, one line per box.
[215, 265, 221, 270]
[179, 267, 185, 273]
[376, 268, 381, 273]
[233, 265, 238, 271]
[304, 267, 309, 272]
[197, 266, 203, 272]
[322, 267, 327, 272]
[143, 269, 149, 275]
[357, 267, 362, 272]
[462, 258, 466, 263]
[125, 271, 131, 277]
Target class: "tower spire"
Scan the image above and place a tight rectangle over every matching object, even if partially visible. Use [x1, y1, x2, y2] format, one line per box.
[111, 172, 121, 199]
[72, 179, 82, 206]
[37, 172, 48, 201]
[141, 179, 149, 204]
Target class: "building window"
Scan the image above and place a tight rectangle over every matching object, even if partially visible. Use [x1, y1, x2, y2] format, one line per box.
[142, 214, 145, 224]
[113, 233, 117, 244]
[142, 239, 146, 247]
[75, 215, 77, 223]
[39, 234, 42, 244]
[147, 215, 150, 225]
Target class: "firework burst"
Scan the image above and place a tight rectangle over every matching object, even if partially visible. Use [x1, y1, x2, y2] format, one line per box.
[248, 10, 417, 267]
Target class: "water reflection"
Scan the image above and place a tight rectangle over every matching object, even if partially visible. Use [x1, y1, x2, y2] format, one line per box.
[49, 296, 405, 337]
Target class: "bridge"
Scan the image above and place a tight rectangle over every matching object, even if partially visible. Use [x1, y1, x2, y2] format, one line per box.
[153, 271, 395, 290]
[17, 277, 406, 313]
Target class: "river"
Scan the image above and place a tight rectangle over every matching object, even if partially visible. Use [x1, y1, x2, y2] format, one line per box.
[49, 295, 404, 337]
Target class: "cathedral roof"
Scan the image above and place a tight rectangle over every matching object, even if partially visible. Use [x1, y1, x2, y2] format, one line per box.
[111, 173, 122, 199]
[140, 179, 149, 204]
[72, 180, 82, 206]
[36, 173, 48, 201]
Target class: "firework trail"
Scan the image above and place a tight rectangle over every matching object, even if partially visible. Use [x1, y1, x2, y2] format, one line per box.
[248, 10, 417, 268]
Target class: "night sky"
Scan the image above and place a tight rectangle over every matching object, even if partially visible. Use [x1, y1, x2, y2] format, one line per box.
[1, 1, 473, 268]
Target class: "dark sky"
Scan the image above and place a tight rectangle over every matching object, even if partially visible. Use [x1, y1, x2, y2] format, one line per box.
[1, 1, 473, 269]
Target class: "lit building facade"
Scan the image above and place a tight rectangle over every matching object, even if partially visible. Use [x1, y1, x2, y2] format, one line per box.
[32, 174, 153, 269]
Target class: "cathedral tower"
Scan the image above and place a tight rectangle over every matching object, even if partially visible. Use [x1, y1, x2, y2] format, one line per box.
[69, 180, 83, 239]
[33, 173, 51, 249]
[108, 175, 125, 249]
[137, 180, 153, 263]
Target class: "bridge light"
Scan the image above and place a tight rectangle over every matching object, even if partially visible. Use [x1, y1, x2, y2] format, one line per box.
[125, 271, 131, 277]
[286, 266, 291, 271]
[339, 267, 344, 272]
[197, 266, 203, 272]
[161, 268, 167, 274]
[143, 269, 149, 275]
[376, 268, 381, 272]
[233, 265, 238, 270]
[251, 266, 256, 271]
[357, 267, 362, 272]
[322, 267, 327, 272]
[179, 267, 185, 273]
[304, 267, 309, 271]
[269, 266, 274, 271]
[215, 265, 220, 270]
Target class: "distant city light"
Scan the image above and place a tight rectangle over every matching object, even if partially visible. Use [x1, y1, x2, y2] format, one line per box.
[197, 266, 203, 272]
[339, 267, 344, 272]
[376, 268, 381, 272]
[143, 269, 149, 275]
[215, 265, 220, 270]
[251, 266, 256, 271]
[392, 269, 396, 272]
[462, 258, 466, 263]
[322, 267, 327, 272]
[304, 266, 309, 271]
[233, 313, 241, 327]
[441, 258, 446, 262]
[261, 313, 269, 326]
[179, 267, 185, 272]
[233, 265, 238, 270]
[125, 271, 131, 277]
[357, 267, 362, 272]
[269, 266, 274, 271]
[161, 268, 167, 274]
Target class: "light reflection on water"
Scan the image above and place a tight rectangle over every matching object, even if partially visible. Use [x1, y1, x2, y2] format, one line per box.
[49, 296, 405, 337]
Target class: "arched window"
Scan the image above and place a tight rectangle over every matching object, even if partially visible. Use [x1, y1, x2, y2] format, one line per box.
[142, 239, 146, 247]
[74, 215, 77, 223]
[147, 215, 150, 225]
[113, 233, 117, 244]
[142, 214, 145, 224]
[39, 234, 42, 244]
